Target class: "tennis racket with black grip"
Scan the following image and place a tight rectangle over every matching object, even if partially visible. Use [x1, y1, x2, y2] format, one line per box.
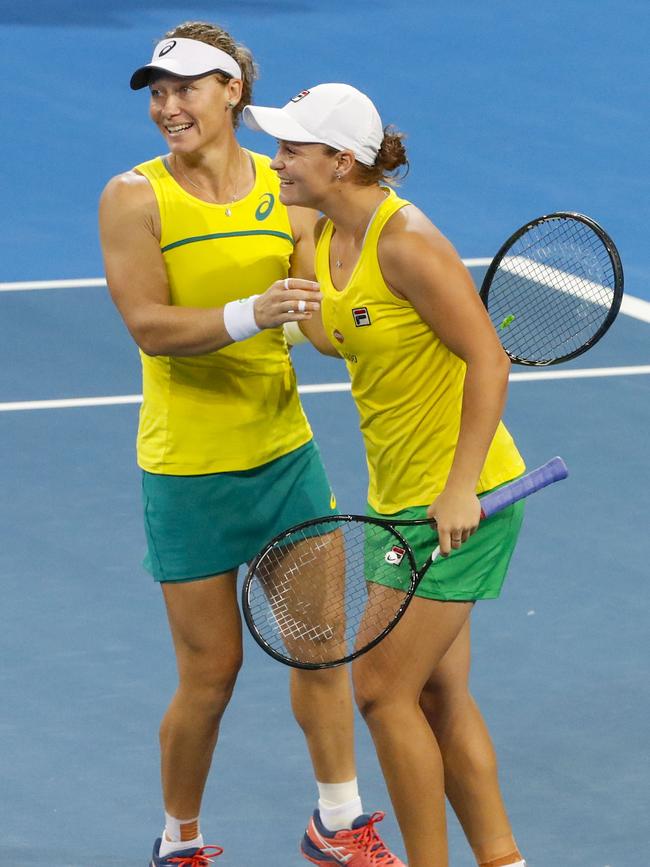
[242, 457, 568, 669]
[480, 212, 624, 365]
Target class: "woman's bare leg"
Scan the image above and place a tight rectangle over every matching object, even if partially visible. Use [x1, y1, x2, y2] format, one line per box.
[160, 571, 242, 818]
[351, 598, 474, 867]
[420, 619, 521, 864]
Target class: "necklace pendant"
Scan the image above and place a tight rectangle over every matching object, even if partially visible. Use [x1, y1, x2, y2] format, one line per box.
[335, 259, 343, 268]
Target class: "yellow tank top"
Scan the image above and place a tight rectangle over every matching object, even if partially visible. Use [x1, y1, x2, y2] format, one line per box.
[134, 151, 312, 474]
[316, 190, 525, 513]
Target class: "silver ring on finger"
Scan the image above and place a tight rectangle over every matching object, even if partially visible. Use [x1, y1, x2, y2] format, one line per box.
[284, 278, 290, 290]
[297, 299, 306, 313]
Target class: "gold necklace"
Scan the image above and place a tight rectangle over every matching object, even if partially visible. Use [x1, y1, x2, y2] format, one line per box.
[173, 150, 245, 216]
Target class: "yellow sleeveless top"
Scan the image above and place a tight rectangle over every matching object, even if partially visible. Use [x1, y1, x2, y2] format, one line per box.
[134, 151, 312, 474]
[316, 190, 525, 513]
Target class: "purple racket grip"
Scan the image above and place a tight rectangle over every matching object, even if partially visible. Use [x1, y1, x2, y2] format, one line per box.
[479, 457, 568, 518]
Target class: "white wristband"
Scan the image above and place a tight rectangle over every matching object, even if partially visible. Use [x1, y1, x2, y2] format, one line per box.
[223, 295, 261, 342]
[283, 320, 309, 346]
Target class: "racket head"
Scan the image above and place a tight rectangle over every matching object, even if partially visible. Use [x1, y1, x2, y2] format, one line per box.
[480, 212, 624, 365]
[242, 514, 418, 670]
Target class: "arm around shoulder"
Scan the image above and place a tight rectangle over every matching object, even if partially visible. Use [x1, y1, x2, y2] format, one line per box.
[99, 177, 334, 357]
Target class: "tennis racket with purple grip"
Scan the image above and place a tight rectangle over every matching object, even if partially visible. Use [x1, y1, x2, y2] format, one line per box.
[242, 457, 568, 669]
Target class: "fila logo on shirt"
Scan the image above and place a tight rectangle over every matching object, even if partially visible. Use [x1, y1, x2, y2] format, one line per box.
[352, 307, 371, 327]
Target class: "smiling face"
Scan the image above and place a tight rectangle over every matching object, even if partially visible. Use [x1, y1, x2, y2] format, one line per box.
[270, 141, 343, 209]
[148, 73, 242, 154]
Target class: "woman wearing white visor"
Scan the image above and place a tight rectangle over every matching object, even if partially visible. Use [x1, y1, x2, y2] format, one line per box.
[244, 84, 528, 867]
[100, 25, 401, 867]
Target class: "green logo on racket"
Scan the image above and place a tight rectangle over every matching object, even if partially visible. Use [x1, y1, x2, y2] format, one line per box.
[499, 314, 516, 330]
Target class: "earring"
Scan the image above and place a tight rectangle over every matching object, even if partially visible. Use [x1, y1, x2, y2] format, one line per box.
[335, 172, 342, 180]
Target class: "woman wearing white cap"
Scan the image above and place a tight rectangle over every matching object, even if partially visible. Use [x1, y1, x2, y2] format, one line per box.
[99, 26, 401, 867]
[245, 84, 529, 867]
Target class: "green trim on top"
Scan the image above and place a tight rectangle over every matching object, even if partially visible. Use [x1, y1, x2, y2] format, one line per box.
[161, 229, 294, 253]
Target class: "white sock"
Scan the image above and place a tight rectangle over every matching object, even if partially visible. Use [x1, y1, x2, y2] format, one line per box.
[159, 812, 203, 857]
[159, 833, 204, 858]
[317, 779, 363, 830]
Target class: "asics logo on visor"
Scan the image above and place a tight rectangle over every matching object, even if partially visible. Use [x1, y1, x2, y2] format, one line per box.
[291, 90, 310, 102]
[158, 40, 176, 57]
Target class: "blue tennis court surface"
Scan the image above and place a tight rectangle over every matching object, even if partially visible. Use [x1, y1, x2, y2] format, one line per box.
[1, 3, 648, 865]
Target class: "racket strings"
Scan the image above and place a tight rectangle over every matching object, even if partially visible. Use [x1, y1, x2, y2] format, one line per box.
[486, 218, 617, 362]
[246, 519, 413, 666]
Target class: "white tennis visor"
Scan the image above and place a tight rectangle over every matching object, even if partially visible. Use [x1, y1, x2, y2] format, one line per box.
[243, 83, 383, 167]
[130, 37, 242, 90]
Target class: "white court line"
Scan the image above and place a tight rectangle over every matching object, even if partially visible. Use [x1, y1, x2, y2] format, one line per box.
[500, 255, 610, 303]
[2, 272, 649, 323]
[0, 278, 107, 290]
[619, 294, 650, 322]
[0, 395, 144, 412]
[463, 258, 492, 268]
[1, 366, 649, 413]
[508, 365, 650, 381]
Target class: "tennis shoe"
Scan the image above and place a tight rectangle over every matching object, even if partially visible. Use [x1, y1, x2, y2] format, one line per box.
[150, 838, 223, 866]
[301, 810, 405, 867]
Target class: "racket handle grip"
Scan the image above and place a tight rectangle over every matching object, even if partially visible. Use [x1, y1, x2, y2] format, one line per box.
[479, 456, 568, 518]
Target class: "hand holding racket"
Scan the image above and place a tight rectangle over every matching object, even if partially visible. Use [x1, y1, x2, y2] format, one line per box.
[243, 457, 568, 670]
[481, 212, 624, 365]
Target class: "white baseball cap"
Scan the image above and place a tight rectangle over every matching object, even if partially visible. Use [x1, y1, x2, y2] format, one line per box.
[243, 83, 384, 167]
[130, 37, 242, 90]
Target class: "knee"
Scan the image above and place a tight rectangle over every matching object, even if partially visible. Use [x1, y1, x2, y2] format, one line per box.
[290, 666, 350, 728]
[354, 691, 382, 723]
[419, 678, 445, 713]
[420, 671, 468, 707]
[179, 647, 243, 712]
[351, 669, 395, 723]
[419, 677, 470, 725]
[421, 675, 473, 727]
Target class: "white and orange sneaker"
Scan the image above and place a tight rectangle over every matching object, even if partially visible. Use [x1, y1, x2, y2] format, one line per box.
[301, 810, 405, 867]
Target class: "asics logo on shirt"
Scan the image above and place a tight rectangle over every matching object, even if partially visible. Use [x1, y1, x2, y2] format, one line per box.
[255, 193, 275, 221]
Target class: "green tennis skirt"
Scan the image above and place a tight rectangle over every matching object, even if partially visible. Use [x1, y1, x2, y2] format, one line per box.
[141, 440, 337, 582]
[365, 493, 524, 601]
